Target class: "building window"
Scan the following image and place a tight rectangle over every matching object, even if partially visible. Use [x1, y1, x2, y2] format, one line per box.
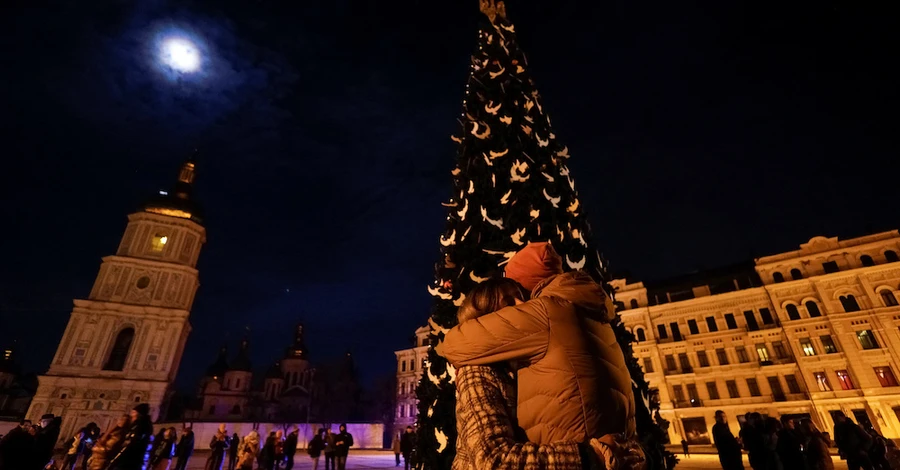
[657, 324, 668, 340]
[630, 299, 639, 309]
[706, 382, 720, 400]
[875, 367, 899, 387]
[823, 261, 839, 274]
[686, 384, 700, 404]
[725, 313, 738, 330]
[671, 323, 683, 341]
[773, 272, 785, 283]
[755, 344, 771, 363]
[759, 308, 774, 325]
[744, 311, 760, 331]
[665, 355, 677, 372]
[642, 357, 654, 373]
[636, 328, 646, 342]
[410, 359, 416, 370]
[806, 301, 822, 318]
[706, 317, 718, 332]
[736, 346, 750, 363]
[790, 268, 803, 280]
[800, 338, 816, 356]
[678, 353, 692, 373]
[409, 404, 416, 417]
[814, 372, 831, 392]
[768, 376, 785, 399]
[672, 385, 685, 402]
[150, 234, 169, 253]
[401, 361, 407, 372]
[747, 378, 761, 397]
[857, 330, 880, 350]
[400, 383, 406, 395]
[103, 328, 135, 371]
[716, 348, 729, 365]
[786, 304, 801, 320]
[726, 380, 739, 398]
[880, 290, 899, 307]
[697, 351, 709, 367]
[688, 319, 699, 335]
[821, 335, 838, 354]
[399, 405, 405, 418]
[836, 370, 855, 390]
[886, 250, 900, 263]
[840, 295, 861, 312]
[861, 255, 875, 267]
[772, 341, 788, 359]
[785, 374, 802, 394]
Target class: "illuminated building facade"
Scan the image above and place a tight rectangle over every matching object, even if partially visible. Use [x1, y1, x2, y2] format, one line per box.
[394, 326, 429, 435]
[27, 157, 206, 439]
[616, 231, 900, 444]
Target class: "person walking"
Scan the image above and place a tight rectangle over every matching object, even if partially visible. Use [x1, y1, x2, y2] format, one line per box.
[260, 432, 276, 470]
[173, 428, 194, 470]
[334, 424, 353, 470]
[205, 424, 230, 470]
[236, 431, 260, 470]
[391, 431, 402, 467]
[88, 415, 129, 470]
[307, 429, 325, 470]
[228, 433, 240, 470]
[323, 429, 336, 470]
[109, 404, 155, 470]
[712, 411, 744, 470]
[150, 427, 177, 470]
[284, 427, 299, 470]
[399, 427, 416, 470]
[799, 419, 833, 470]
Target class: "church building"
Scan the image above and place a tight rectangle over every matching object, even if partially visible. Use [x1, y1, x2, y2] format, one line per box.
[26, 157, 206, 439]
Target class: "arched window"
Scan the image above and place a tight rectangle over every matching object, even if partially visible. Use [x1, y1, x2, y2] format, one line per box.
[103, 328, 135, 371]
[886, 251, 900, 263]
[861, 255, 875, 267]
[630, 299, 639, 309]
[805, 301, 821, 318]
[790, 269, 803, 280]
[773, 272, 785, 283]
[880, 290, 899, 307]
[786, 304, 801, 321]
[636, 328, 646, 342]
[839, 295, 861, 313]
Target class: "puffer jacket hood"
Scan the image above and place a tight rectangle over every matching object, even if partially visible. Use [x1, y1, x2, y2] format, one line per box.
[533, 271, 613, 322]
[438, 270, 635, 445]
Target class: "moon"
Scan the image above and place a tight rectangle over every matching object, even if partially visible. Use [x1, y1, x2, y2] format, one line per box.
[161, 37, 201, 73]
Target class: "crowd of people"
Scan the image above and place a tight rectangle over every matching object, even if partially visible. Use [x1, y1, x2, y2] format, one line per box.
[713, 409, 900, 470]
[0, 406, 356, 470]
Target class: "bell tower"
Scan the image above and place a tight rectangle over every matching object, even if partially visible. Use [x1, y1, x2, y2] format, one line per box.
[27, 155, 206, 437]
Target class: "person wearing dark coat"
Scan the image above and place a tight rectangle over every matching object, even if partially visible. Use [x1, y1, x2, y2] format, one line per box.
[150, 428, 177, 470]
[0, 419, 34, 470]
[833, 413, 873, 470]
[35, 415, 62, 470]
[228, 433, 240, 470]
[259, 432, 276, 470]
[307, 429, 325, 470]
[799, 419, 834, 470]
[205, 424, 230, 470]
[712, 411, 744, 470]
[110, 404, 155, 470]
[777, 418, 806, 470]
[284, 427, 299, 470]
[173, 428, 194, 470]
[333, 424, 353, 470]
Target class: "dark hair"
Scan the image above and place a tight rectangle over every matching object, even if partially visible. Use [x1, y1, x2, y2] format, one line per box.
[458, 278, 526, 324]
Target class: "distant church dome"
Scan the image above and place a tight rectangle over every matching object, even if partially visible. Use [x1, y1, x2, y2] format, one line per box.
[206, 346, 229, 377]
[229, 338, 252, 372]
[142, 152, 204, 223]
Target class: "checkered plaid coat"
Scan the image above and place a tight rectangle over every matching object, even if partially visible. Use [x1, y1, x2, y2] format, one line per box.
[453, 365, 585, 470]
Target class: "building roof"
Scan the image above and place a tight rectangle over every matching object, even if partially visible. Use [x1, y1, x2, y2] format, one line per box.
[142, 153, 204, 224]
[284, 323, 308, 360]
[230, 338, 252, 372]
[206, 346, 229, 377]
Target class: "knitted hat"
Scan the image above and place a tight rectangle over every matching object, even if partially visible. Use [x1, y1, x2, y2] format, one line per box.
[505, 242, 563, 292]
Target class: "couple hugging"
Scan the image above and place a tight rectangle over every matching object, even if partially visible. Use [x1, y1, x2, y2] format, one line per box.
[436, 242, 645, 470]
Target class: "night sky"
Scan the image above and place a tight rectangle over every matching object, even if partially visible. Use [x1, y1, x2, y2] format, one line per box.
[1, 0, 897, 389]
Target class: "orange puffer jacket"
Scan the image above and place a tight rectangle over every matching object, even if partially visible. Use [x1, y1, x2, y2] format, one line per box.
[437, 271, 635, 445]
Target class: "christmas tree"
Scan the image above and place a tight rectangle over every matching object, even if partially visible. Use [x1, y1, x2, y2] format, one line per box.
[416, 1, 672, 469]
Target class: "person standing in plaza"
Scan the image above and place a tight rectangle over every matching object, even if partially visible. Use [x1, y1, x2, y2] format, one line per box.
[284, 427, 299, 470]
[712, 411, 744, 470]
[173, 427, 194, 470]
[399, 426, 416, 470]
[334, 424, 353, 470]
[307, 429, 325, 470]
[228, 433, 240, 470]
[323, 429, 336, 470]
[205, 424, 230, 470]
